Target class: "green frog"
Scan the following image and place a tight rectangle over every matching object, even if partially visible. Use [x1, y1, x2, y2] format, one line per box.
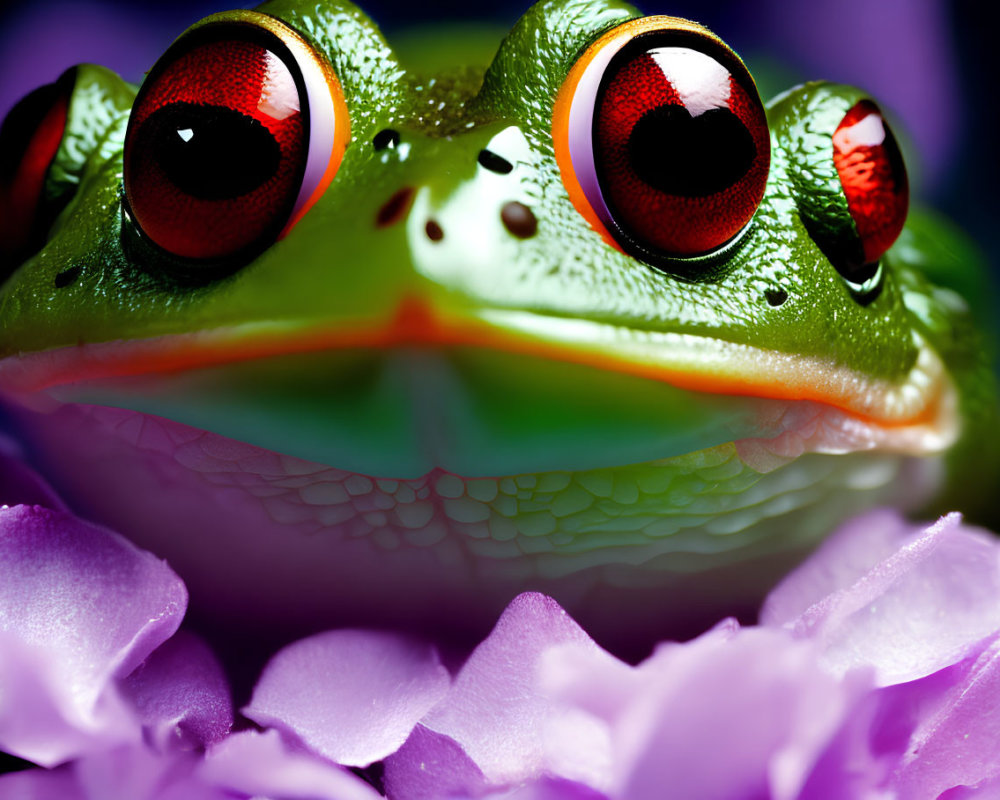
[0, 0, 995, 646]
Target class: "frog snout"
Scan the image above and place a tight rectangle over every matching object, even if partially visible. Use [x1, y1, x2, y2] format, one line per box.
[405, 124, 539, 290]
[412, 198, 538, 244]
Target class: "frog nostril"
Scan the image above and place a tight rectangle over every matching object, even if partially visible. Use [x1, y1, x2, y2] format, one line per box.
[372, 128, 401, 151]
[54, 266, 81, 289]
[501, 201, 537, 239]
[375, 187, 415, 228]
[425, 219, 444, 242]
[764, 288, 788, 307]
[477, 149, 513, 175]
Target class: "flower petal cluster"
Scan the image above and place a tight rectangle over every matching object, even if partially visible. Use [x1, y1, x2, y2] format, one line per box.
[4, 440, 1000, 798]
[0, 503, 382, 799]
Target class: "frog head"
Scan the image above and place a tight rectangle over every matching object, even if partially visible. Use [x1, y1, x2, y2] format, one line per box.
[0, 0, 993, 643]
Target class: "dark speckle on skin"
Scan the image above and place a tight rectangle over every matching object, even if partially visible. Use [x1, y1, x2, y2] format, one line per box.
[54, 266, 81, 288]
[425, 220, 444, 241]
[478, 149, 514, 174]
[376, 187, 414, 228]
[501, 201, 538, 239]
[372, 129, 400, 151]
[764, 288, 788, 307]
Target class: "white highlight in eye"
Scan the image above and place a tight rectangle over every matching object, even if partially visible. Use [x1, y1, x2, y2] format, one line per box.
[649, 47, 731, 117]
[833, 112, 886, 152]
[257, 50, 299, 121]
[177, 128, 194, 142]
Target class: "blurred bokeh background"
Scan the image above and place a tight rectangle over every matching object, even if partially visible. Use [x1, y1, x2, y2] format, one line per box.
[0, 0, 993, 278]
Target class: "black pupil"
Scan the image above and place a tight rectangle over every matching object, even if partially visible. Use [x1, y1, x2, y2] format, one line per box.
[628, 104, 756, 197]
[140, 101, 280, 200]
[883, 125, 907, 193]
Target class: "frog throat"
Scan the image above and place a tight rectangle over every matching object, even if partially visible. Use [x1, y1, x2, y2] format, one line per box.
[9, 398, 940, 582]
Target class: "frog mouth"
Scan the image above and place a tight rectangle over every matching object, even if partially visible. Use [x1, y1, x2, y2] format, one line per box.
[0, 296, 958, 478]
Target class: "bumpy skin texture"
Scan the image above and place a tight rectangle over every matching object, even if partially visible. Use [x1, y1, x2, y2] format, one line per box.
[0, 0, 934, 375]
[0, 0, 996, 643]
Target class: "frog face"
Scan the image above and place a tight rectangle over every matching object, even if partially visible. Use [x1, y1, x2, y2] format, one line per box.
[0, 0, 988, 642]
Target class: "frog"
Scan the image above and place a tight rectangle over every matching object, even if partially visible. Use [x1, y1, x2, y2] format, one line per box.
[0, 0, 996, 649]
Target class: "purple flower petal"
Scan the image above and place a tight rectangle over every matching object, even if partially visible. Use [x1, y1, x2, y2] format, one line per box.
[0, 504, 187, 766]
[0, 734, 378, 800]
[762, 511, 1000, 684]
[795, 686, 904, 800]
[244, 629, 449, 767]
[479, 778, 611, 800]
[418, 592, 605, 785]
[0, 746, 226, 800]
[0, 766, 84, 799]
[0, 629, 134, 767]
[383, 724, 491, 800]
[119, 630, 233, 750]
[546, 626, 871, 800]
[938, 778, 1000, 800]
[74, 745, 223, 800]
[761, 509, 917, 624]
[892, 636, 1000, 798]
[199, 729, 383, 800]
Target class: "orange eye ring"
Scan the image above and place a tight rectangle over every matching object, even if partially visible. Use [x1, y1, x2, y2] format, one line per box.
[553, 16, 770, 268]
[123, 10, 350, 265]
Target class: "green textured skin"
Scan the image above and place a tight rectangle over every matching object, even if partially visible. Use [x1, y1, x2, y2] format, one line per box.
[0, 0, 997, 536]
[0, 0, 931, 380]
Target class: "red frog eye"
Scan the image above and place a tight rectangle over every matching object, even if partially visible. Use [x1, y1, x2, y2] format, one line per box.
[0, 71, 73, 275]
[123, 13, 348, 265]
[554, 17, 770, 271]
[832, 100, 908, 268]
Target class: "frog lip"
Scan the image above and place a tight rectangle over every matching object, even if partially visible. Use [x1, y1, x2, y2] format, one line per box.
[0, 295, 957, 453]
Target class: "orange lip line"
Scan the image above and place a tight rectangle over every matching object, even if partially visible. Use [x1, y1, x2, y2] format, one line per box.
[0, 296, 942, 430]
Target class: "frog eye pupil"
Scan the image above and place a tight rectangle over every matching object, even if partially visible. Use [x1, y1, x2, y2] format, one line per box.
[627, 104, 756, 197]
[144, 102, 281, 201]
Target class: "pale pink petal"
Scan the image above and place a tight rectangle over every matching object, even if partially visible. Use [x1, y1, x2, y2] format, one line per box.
[0, 630, 138, 768]
[761, 509, 919, 626]
[199, 729, 382, 800]
[762, 512, 1000, 684]
[614, 629, 872, 800]
[0, 505, 187, 766]
[244, 630, 448, 767]
[120, 630, 232, 750]
[479, 778, 610, 799]
[0, 765, 84, 799]
[383, 724, 490, 800]
[892, 636, 1000, 798]
[74, 745, 223, 800]
[420, 592, 605, 785]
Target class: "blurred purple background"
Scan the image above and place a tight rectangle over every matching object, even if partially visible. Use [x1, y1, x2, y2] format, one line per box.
[0, 0, 993, 275]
